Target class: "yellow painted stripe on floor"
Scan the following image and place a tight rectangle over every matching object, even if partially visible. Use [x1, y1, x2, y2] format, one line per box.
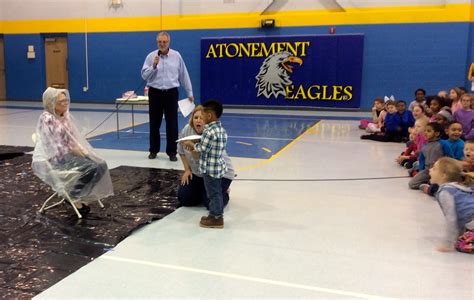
[237, 120, 321, 172]
[236, 141, 253, 146]
[0, 4, 471, 34]
[261, 147, 272, 153]
[269, 120, 320, 160]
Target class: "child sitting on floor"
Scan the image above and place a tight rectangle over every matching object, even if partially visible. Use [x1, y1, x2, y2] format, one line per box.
[420, 122, 465, 195]
[397, 118, 428, 169]
[408, 122, 453, 189]
[429, 157, 474, 253]
[361, 100, 403, 142]
[396, 132, 417, 167]
[359, 97, 385, 130]
[462, 140, 474, 173]
[435, 107, 453, 140]
[426, 96, 444, 121]
[396, 100, 415, 142]
[453, 94, 474, 140]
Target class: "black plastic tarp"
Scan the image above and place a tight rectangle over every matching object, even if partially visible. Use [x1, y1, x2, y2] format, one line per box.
[0, 146, 181, 298]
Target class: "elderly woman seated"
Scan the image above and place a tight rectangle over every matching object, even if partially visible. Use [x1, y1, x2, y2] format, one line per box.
[32, 87, 113, 215]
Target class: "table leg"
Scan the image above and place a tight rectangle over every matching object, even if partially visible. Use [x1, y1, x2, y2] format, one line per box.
[132, 104, 135, 134]
[116, 103, 120, 139]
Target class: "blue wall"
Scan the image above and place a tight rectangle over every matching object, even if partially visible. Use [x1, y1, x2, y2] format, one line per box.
[4, 34, 46, 100]
[469, 22, 474, 81]
[4, 22, 473, 109]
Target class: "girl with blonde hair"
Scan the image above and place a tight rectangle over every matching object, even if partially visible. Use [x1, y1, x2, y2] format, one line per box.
[429, 157, 474, 252]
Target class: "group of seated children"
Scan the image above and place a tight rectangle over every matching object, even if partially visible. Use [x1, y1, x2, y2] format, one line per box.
[360, 87, 474, 253]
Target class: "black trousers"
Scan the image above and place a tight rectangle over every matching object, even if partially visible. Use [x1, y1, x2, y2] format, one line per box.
[57, 154, 107, 198]
[148, 87, 179, 156]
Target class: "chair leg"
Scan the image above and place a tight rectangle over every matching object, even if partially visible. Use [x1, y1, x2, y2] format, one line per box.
[64, 193, 82, 219]
[39, 192, 60, 213]
[97, 199, 105, 208]
[39, 192, 82, 218]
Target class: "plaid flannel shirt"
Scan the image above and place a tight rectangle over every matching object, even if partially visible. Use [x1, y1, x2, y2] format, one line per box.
[194, 121, 228, 178]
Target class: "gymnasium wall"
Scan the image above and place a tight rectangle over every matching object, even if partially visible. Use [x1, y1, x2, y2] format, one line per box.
[0, 0, 473, 109]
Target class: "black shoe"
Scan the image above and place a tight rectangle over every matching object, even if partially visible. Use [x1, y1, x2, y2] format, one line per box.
[148, 152, 157, 159]
[78, 204, 91, 215]
[169, 155, 178, 162]
[66, 201, 90, 216]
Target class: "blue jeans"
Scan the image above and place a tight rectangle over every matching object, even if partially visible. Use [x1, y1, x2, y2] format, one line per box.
[203, 174, 223, 217]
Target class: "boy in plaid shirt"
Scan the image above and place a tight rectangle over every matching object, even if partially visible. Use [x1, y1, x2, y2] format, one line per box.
[182, 100, 227, 228]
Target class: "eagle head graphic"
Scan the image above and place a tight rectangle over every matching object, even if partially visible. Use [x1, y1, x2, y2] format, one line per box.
[255, 51, 303, 98]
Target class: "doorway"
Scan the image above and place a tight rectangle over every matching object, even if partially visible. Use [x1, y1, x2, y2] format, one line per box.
[44, 36, 68, 89]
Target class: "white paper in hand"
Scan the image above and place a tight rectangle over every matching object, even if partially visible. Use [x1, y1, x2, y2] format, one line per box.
[178, 98, 195, 117]
[176, 135, 202, 142]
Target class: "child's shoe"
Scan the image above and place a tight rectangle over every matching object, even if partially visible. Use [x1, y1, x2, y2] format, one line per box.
[200, 215, 224, 228]
[409, 169, 418, 177]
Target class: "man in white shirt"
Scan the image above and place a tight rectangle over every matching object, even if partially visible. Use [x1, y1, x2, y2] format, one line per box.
[141, 32, 194, 161]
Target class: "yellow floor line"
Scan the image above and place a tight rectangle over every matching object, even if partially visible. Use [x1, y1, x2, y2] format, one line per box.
[236, 120, 322, 172]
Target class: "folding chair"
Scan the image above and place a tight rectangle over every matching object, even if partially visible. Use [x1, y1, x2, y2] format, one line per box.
[38, 171, 105, 219]
[33, 133, 104, 218]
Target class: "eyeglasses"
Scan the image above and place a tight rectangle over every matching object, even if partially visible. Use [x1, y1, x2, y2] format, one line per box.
[157, 40, 169, 44]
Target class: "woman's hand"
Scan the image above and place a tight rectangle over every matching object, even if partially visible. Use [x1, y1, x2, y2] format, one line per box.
[182, 141, 195, 151]
[181, 170, 193, 186]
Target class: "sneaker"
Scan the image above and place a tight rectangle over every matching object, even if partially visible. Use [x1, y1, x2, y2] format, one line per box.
[200, 215, 224, 228]
[148, 152, 157, 159]
[169, 155, 178, 162]
[419, 184, 430, 194]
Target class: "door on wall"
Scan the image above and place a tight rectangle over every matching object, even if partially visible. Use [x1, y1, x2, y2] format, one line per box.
[0, 37, 6, 100]
[44, 37, 68, 89]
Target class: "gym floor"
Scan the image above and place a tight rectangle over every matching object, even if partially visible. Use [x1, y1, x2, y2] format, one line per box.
[1, 101, 472, 299]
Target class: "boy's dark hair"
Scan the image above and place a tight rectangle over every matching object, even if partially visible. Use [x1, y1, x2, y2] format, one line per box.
[446, 120, 462, 128]
[465, 139, 474, 144]
[459, 86, 467, 93]
[396, 100, 407, 105]
[426, 122, 444, 134]
[202, 99, 224, 118]
[415, 88, 426, 96]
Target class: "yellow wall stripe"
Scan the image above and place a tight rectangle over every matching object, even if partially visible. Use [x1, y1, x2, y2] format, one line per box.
[0, 4, 472, 34]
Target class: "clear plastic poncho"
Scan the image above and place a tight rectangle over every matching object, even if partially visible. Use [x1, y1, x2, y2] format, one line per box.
[32, 87, 114, 203]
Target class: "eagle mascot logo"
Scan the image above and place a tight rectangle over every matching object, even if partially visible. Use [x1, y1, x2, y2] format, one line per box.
[255, 51, 303, 98]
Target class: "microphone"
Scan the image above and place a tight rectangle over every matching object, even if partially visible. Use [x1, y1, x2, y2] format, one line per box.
[158, 50, 162, 56]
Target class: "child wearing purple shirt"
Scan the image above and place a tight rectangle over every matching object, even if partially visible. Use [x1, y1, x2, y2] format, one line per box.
[453, 94, 474, 140]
